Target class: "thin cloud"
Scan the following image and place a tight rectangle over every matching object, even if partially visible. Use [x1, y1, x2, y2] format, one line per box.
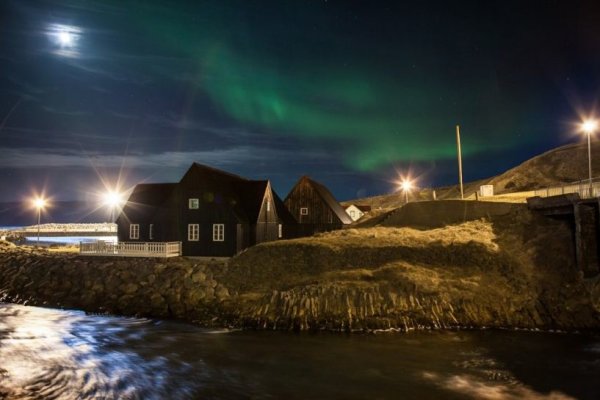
[0, 146, 331, 169]
[42, 105, 90, 117]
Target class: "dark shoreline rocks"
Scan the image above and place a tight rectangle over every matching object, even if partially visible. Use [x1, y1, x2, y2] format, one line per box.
[0, 249, 230, 326]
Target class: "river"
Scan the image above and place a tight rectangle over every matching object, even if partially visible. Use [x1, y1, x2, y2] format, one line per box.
[0, 303, 598, 399]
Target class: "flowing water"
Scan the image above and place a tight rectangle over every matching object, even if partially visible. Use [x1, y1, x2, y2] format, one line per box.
[0, 303, 599, 400]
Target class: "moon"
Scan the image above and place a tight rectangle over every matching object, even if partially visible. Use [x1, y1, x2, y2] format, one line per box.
[47, 23, 81, 56]
[57, 30, 74, 47]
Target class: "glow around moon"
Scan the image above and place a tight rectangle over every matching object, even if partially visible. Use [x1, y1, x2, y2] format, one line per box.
[47, 24, 82, 57]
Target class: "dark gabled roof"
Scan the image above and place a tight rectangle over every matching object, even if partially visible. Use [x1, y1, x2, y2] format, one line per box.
[289, 176, 353, 224]
[308, 177, 353, 224]
[179, 163, 257, 223]
[185, 162, 249, 182]
[120, 163, 298, 225]
[179, 163, 288, 224]
[116, 183, 176, 223]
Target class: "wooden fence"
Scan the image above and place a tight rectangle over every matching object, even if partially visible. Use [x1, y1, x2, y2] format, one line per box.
[80, 241, 181, 258]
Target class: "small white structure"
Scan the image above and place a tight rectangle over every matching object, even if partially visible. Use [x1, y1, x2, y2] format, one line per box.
[479, 185, 494, 197]
[345, 204, 371, 222]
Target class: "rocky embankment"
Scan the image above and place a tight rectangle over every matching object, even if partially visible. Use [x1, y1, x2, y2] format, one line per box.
[1, 206, 600, 332]
[0, 242, 230, 325]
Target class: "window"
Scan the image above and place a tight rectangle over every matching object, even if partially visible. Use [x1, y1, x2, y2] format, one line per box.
[278, 224, 283, 238]
[300, 207, 308, 215]
[213, 224, 225, 241]
[149, 224, 153, 240]
[266, 200, 271, 212]
[349, 210, 355, 218]
[188, 198, 199, 209]
[188, 224, 199, 241]
[129, 224, 139, 239]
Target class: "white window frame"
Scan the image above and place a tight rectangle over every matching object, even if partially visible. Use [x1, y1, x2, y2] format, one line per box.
[266, 200, 271, 212]
[149, 224, 153, 240]
[278, 224, 283, 238]
[213, 224, 225, 242]
[129, 224, 139, 240]
[300, 207, 308, 215]
[188, 224, 199, 241]
[188, 198, 199, 209]
[349, 210, 355, 218]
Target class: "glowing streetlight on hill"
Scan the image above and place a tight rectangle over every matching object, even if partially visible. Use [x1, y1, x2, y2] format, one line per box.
[580, 118, 598, 193]
[399, 178, 414, 204]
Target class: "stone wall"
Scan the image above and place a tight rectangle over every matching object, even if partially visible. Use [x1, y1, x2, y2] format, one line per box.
[0, 248, 230, 324]
[382, 200, 522, 229]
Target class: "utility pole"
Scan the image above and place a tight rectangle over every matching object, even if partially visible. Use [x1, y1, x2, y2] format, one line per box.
[456, 125, 464, 200]
[588, 129, 593, 194]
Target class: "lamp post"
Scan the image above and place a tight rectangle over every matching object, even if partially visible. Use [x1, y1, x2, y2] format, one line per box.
[581, 119, 598, 194]
[400, 179, 413, 204]
[33, 197, 46, 245]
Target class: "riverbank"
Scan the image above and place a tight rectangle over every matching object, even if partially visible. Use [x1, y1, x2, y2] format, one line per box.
[1, 206, 600, 331]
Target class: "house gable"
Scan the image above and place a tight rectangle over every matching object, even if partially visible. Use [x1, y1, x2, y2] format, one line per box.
[284, 176, 352, 226]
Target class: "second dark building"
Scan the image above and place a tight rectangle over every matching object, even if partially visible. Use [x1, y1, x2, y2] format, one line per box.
[284, 175, 352, 236]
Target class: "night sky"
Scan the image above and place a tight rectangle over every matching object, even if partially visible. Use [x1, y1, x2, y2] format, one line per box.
[2, 0, 600, 203]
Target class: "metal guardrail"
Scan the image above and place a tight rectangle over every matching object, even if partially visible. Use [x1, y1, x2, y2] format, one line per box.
[533, 180, 600, 199]
[80, 241, 182, 258]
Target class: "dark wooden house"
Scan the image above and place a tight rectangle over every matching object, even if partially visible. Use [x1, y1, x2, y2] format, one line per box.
[116, 163, 295, 257]
[284, 176, 352, 236]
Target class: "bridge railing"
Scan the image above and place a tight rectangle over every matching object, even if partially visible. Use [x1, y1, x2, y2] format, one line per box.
[533, 179, 600, 199]
[80, 241, 182, 258]
[16, 223, 117, 233]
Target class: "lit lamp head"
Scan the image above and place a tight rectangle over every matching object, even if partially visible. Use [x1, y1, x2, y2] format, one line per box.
[400, 179, 413, 192]
[102, 190, 124, 208]
[33, 198, 47, 210]
[581, 119, 598, 135]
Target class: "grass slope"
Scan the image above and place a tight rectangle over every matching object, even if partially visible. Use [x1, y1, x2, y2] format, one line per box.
[345, 141, 600, 210]
[223, 206, 599, 331]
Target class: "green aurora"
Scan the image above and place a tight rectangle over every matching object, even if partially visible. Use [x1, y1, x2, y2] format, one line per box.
[130, 1, 529, 172]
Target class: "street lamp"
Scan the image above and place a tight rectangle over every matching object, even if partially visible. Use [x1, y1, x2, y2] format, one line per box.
[581, 119, 598, 193]
[400, 179, 413, 204]
[101, 190, 123, 222]
[32, 197, 47, 245]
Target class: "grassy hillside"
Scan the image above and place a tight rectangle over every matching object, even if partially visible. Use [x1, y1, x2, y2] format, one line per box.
[488, 141, 600, 192]
[221, 205, 599, 331]
[344, 141, 600, 210]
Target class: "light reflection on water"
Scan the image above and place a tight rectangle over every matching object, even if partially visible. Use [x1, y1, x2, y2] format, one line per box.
[0, 303, 599, 400]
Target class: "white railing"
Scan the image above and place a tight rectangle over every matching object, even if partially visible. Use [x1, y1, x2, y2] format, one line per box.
[80, 241, 182, 258]
[533, 180, 600, 199]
